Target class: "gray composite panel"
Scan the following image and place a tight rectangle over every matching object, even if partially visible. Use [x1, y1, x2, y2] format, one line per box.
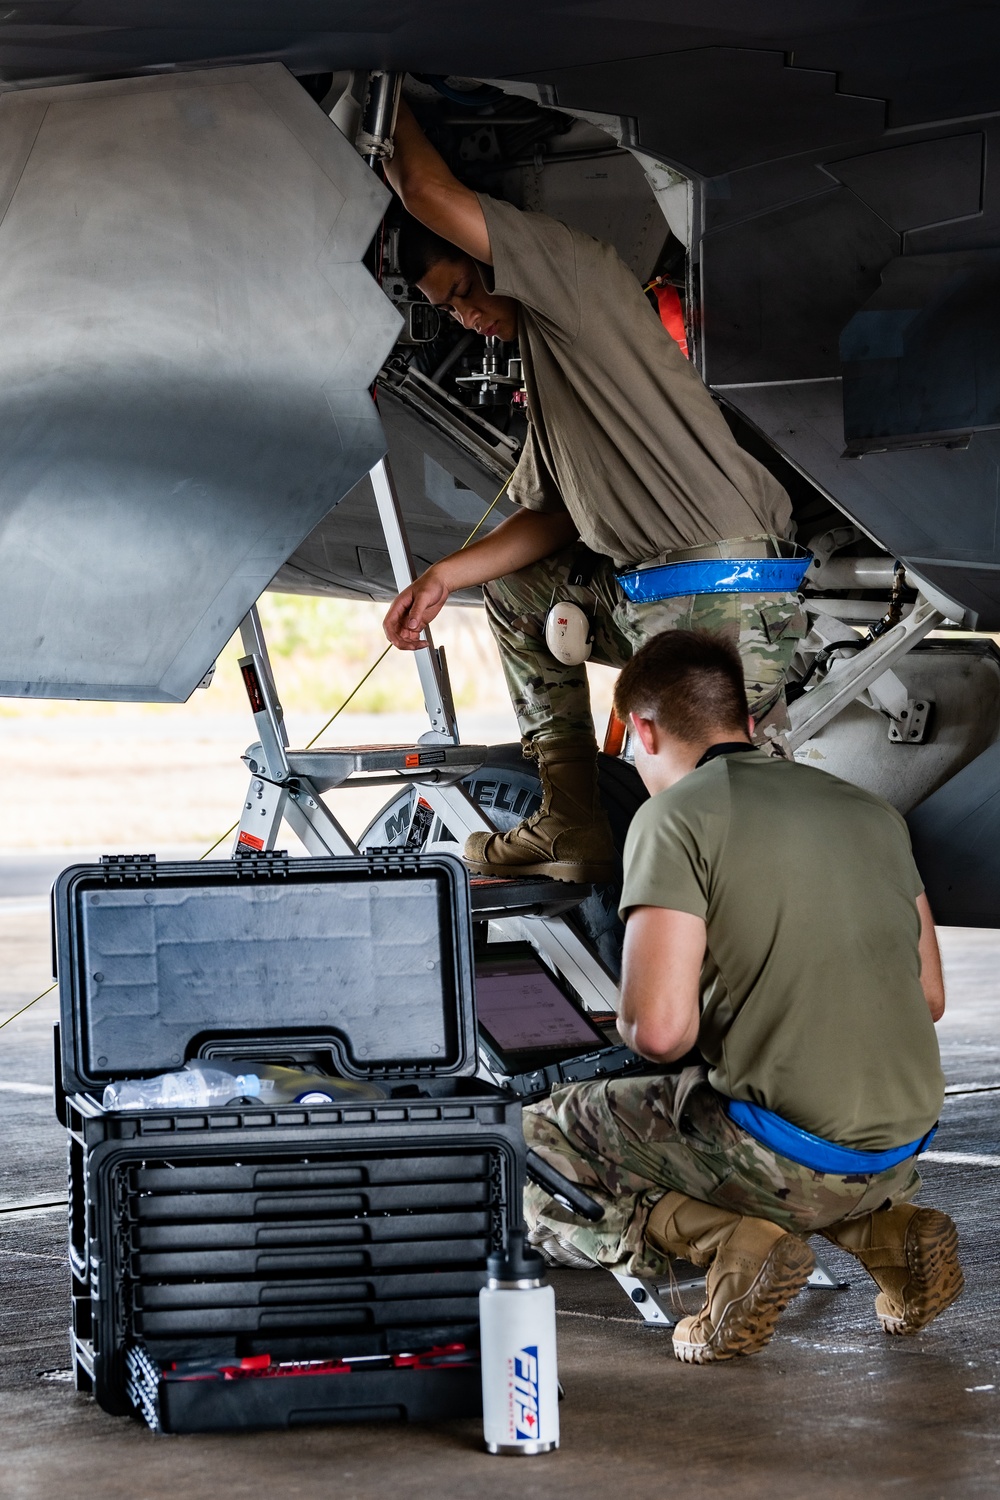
[0, 64, 400, 701]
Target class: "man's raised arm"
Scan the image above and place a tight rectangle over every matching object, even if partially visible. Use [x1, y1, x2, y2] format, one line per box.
[384, 97, 492, 265]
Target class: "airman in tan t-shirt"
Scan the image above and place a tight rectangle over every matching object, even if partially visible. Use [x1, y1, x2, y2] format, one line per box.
[382, 98, 803, 882]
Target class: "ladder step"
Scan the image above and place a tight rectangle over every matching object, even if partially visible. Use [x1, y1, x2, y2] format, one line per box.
[285, 744, 487, 790]
[469, 874, 593, 919]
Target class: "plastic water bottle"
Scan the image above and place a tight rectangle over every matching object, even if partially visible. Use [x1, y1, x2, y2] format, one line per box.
[102, 1061, 261, 1111]
[479, 1230, 559, 1455]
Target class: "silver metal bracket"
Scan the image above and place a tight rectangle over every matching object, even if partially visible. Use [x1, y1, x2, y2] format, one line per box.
[888, 697, 932, 744]
[610, 1270, 678, 1328]
[236, 774, 290, 855]
[788, 594, 943, 751]
[807, 1258, 850, 1290]
[234, 769, 359, 858]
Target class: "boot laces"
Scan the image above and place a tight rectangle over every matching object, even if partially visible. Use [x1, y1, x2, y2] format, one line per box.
[664, 1258, 698, 1317]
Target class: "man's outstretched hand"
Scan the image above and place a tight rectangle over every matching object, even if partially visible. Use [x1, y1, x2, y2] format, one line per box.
[382, 509, 579, 651]
[383, 569, 450, 650]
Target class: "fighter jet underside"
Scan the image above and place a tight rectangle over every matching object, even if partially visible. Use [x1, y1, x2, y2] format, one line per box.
[1, 5, 1000, 920]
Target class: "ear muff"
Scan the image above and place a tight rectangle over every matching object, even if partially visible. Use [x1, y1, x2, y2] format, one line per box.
[544, 601, 593, 666]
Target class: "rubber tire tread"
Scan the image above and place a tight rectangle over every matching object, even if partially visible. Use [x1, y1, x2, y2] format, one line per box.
[358, 744, 647, 978]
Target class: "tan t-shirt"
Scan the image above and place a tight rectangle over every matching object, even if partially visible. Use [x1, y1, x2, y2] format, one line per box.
[480, 194, 793, 570]
[619, 751, 944, 1151]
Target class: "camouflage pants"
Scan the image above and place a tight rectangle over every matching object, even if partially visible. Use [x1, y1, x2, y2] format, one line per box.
[524, 1068, 921, 1277]
[484, 539, 806, 749]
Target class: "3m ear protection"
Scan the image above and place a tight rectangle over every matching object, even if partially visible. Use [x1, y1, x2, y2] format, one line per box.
[544, 601, 593, 666]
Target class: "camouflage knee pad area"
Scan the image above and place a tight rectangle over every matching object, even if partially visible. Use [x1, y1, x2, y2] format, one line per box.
[523, 1073, 921, 1277]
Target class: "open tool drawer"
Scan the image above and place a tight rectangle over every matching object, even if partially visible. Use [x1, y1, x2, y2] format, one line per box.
[54, 850, 523, 1433]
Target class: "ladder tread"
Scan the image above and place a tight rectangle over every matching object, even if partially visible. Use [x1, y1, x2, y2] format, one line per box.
[285, 745, 488, 787]
[469, 874, 593, 919]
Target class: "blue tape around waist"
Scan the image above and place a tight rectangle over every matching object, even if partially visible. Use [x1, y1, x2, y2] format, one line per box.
[725, 1097, 937, 1176]
[616, 555, 813, 604]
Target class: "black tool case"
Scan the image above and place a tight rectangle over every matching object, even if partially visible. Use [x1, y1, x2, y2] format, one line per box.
[54, 850, 523, 1434]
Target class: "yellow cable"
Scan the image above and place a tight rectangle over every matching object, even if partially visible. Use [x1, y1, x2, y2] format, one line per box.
[0, 982, 57, 1031]
[458, 471, 514, 549]
[302, 644, 393, 751]
[299, 471, 511, 752]
[198, 823, 240, 861]
[197, 468, 514, 857]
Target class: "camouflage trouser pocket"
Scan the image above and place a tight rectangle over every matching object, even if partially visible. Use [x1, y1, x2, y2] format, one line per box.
[758, 597, 807, 647]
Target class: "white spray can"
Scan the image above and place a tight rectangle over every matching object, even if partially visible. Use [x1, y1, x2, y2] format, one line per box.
[479, 1230, 560, 1455]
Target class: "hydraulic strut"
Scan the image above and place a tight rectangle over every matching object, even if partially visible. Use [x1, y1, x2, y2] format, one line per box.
[357, 71, 403, 167]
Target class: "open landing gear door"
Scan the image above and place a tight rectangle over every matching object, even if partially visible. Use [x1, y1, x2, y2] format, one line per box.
[0, 64, 401, 702]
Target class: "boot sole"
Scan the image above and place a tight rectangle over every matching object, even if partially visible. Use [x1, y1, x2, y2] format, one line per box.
[878, 1209, 964, 1335]
[463, 856, 618, 885]
[673, 1236, 815, 1365]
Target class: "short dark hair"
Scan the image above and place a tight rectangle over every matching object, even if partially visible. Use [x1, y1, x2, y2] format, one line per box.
[397, 213, 467, 286]
[614, 630, 749, 744]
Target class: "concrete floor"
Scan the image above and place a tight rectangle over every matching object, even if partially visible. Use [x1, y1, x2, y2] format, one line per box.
[1, 889, 998, 1499]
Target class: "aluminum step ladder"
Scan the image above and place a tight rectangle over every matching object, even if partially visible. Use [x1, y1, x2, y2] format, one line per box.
[232, 455, 621, 1015]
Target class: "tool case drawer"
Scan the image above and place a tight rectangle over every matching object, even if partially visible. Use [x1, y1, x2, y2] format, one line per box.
[135, 1296, 485, 1338]
[131, 1178, 491, 1220]
[134, 1235, 491, 1278]
[132, 1153, 492, 1193]
[133, 1207, 492, 1252]
[135, 1270, 486, 1309]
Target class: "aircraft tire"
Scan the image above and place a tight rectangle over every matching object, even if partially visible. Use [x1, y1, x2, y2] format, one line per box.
[358, 743, 647, 978]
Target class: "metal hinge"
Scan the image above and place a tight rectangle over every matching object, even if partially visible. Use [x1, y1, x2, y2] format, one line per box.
[365, 847, 423, 875]
[99, 853, 156, 883]
[888, 697, 933, 744]
[232, 848, 290, 878]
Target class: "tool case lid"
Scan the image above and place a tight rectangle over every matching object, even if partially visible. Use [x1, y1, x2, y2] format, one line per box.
[53, 850, 477, 1094]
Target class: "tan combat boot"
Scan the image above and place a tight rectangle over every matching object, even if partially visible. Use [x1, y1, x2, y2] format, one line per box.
[646, 1191, 815, 1364]
[463, 737, 617, 883]
[821, 1204, 963, 1335]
